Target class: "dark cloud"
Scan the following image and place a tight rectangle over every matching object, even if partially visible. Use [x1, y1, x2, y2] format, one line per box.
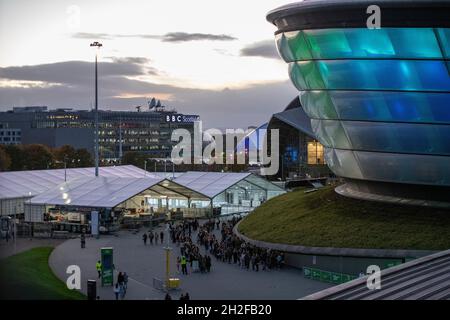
[72, 32, 114, 40]
[72, 32, 236, 42]
[240, 40, 280, 59]
[0, 61, 296, 128]
[161, 32, 236, 42]
[0, 59, 157, 85]
[107, 57, 150, 64]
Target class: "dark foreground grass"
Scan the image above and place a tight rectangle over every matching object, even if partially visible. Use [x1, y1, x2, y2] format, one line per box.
[0, 247, 85, 300]
[238, 186, 450, 250]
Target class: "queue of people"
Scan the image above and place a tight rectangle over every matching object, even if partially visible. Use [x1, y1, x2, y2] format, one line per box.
[142, 230, 165, 245]
[113, 271, 128, 300]
[167, 216, 285, 275]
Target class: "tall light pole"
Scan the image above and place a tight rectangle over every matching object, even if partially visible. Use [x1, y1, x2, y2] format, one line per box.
[90, 41, 102, 177]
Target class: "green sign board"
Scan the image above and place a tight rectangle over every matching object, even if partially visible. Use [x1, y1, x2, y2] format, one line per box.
[303, 267, 312, 278]
[101, 247, 114, 286]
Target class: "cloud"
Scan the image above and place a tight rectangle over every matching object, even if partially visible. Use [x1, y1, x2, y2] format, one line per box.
[0, 61, 296, 128]
[0, 58, 158, 85]
[161, 32, 236, 42]
[240, 40, 280, 59]
[71, 32, 114, 40]
[106, 57, 150, 64]
[72, 32, 237, 42]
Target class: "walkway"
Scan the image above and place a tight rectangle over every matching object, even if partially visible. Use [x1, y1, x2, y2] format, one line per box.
[49, 226, 331, 300]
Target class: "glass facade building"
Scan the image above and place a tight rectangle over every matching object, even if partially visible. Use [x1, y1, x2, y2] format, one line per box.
[0, 107, 199, 163]
[267, 97, 328, 180]
[268, 0, 450, 206]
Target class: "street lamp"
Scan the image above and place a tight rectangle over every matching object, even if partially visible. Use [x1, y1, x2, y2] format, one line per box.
[90, 41, 102, 177]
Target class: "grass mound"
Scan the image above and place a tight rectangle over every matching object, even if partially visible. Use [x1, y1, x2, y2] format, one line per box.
[0, 247, 85, 300]
[238, 186, 450, 250]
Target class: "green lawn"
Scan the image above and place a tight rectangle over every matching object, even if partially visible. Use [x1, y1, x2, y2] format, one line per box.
[238, 186, 450, 250]
[0, 247, 85, 300]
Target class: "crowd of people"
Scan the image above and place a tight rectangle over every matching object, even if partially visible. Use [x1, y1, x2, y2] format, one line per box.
[101, 215, 285, 300]
[167, 216, 285, 275]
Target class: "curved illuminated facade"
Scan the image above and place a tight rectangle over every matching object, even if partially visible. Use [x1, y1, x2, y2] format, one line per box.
[268, 0, 450, 206]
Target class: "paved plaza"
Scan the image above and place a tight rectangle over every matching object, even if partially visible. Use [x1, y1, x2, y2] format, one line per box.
[49, 225, 331, 300]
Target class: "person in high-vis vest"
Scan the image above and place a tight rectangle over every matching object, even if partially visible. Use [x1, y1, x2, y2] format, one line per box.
[96, 260, 102, 278]
[181, 255, 188, 275]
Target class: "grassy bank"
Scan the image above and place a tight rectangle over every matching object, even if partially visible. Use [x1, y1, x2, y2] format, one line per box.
[238, 186, 450, 250]
[0, 247, 85, 300]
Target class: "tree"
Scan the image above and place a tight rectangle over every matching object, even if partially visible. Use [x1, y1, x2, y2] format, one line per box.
[4, 144, 25, 170]
[75, 148, 93, 167]
[0, 145, 12, 171]
[22, 144, 54, 170]
[53, 145, 77, 168]
[122, 151, 147, 168]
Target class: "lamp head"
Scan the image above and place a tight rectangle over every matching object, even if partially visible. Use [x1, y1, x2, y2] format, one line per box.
[90, 41, 103, 48]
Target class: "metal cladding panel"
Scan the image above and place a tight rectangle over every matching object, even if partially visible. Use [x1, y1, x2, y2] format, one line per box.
[269, 2, 450, 188]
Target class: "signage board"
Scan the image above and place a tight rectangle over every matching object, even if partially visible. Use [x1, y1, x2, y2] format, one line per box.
[165, 114, 200, 123]
[101, 247, 114, 286]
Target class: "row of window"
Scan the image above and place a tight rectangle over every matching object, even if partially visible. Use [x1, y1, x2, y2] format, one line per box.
[312, 119, 450, 156]
[325, 148, 450, 186]
[0, 130, 21, 136]
[299, 91, 450, 124]
[276, 28, 450, 61]
[289, 60, 450, 92]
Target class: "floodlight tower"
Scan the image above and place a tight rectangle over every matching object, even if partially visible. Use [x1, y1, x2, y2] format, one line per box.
[90, 41, 102, 177]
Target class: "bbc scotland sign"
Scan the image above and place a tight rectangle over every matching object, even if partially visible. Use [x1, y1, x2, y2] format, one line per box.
[165, 114, 199, 123]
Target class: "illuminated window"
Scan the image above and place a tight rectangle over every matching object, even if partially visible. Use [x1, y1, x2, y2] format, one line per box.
[307, 141, 325, 165]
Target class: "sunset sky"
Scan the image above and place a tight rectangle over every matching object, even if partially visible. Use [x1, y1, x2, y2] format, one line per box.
[0, 0, 299, 128]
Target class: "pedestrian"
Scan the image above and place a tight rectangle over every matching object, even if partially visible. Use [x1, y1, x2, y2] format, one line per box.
[185, 292, 190, 300]
[119, 282, 126, 299]
[155, 232, 159, 245]
[179, 293, 185, 300]
[176, 256, 181, 273]
[117, 271, 124, 287]
[80, 233, 86, 249]
[113, 283, 120, 300]
[96, 260, 102, 278]
[181, 255, 188, 275]
[123, 272, 128, 293]
[143, 233, 148, 245]
[165, 293, 172, 300]
[149, 231, 154, 244]
[160, 231, 164, 244]
[205, 255, 211, 273]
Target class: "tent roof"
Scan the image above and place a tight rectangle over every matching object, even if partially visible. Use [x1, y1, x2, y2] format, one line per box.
[0, 165, 150, 200]
[169, 171, 284, 198]
[29, 176, 165, 208]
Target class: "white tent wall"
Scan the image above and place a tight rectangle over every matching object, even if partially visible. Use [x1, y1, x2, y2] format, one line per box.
[0, 197, 30, 217]
[24, 203, 46, 222]
[267, 190, 285, 200]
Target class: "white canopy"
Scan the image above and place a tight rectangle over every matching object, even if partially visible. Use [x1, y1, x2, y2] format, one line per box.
[30, 176, 165, 208]
[0, 165, 150, 200]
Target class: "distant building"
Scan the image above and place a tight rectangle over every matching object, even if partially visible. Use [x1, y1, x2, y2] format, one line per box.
[0, 123, 21, 145]
[0, 105, 199, 163]
[266, 97, 329, 180]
